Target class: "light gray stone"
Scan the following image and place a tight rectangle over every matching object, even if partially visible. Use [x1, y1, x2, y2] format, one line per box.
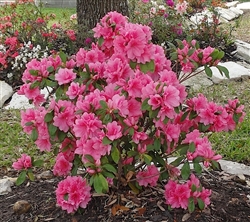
[235, 40, 250, 62]
[237, 2, 250, 11]
[181, 70, 214, 90]
[190, 10, 214, 25]
[229, 7, 244, 16]
[218, 159, 250, 176]
[210, 61, 250, 83]
[225, 1, 239, 8]
[0, 178, 12, 195]
[0, 81, 13, 108]
[167, 157, 250, 176]
[216, 7, 238, 20]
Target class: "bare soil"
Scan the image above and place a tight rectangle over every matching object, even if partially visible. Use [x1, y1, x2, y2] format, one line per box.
[1, 169, 250, 222]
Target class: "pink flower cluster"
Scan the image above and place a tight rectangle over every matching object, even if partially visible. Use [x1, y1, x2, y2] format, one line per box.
[177, 40, 218, 73]
[185, 94, 245, 132]
[12, 154, 32, 170]
[165, 174, 211, 209]
[56, 176, 91, 213]
[136, 165, 159, 186]
[17, 11, 245, 213]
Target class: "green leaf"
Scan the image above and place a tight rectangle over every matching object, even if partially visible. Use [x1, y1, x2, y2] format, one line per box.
[129, 60, 137, 69]
[98, 37, 104, 47]
[57, 130, 66, 142]
[188, 197, 195, 213]
[170, 156, 183, 167]
[99, 100, 108, 109]
[141, 98, 150, 111]
[139, 60, 155, 73]
[31, 128, 38, 141]
[47, 66, 54, 73]
[216, 65, 229, 78]
[181, 162, 190, 180]
[102, 171, 115, 178]
[128, 128, 134, 136]
[154, 138, 161, 151]
[233, 113, 242, 123]
[198, 123, 210, 132]
[25, 121, 33, 126]
[102, 136, 112, 145]
[30, 80, 40, 89]
[102, 164, 117, 174]
[48, 123, 57, 136]
[211, 160, 220, 170]
[197, 198, 205, 210]
[33, 159, 44, 167]
[27, 171, 35, 181]
[189, 142, 195, 152]
[205, 66, 212, 77]
[103, 114, 112, 124]
[84, 154, 95, 163]
[178, 144, 189, 155]
[111, 146, 120, 164]
[59, 51, 67, 63]
[29, 69, 38, 76]
[143, 154, 152, 165]
[193, 162, 202, 174]
[44, 112, 54, 123]
[16, 171, 27, 186]
[93, 173, 108, 194]
[55, 86, 64, 99]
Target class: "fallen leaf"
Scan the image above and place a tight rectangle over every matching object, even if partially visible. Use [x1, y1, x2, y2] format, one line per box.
[182, 213, 191, 221]
[157, 200, 165, 211]
[111, 204, 130, 216]
[126, 171, 134, 182]
[136, 207, 146, 216]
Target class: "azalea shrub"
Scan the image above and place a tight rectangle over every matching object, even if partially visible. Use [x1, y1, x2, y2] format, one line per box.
[13, 11, 245, 214]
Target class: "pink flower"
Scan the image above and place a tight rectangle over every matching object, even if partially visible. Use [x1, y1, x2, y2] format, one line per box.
[55, 68, 76, 85]
[66, 82, 85, 99]
[164, 180, 190, 209]
[53, 100, 75, 132]
[148, 94, 162, 110]
[56, 176, 91, 213]
[53, 153, 73, 176]
[136, 165, 159, 187]
[106, 121, 122, 141]
[175, 1, 188, 15]
[12, 154, 32, 170]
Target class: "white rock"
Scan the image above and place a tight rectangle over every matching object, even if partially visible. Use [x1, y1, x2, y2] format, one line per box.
[235, 40, 250, 62]
[0, 178, 13, 195]
[4, 87, 53, 110]
[216, 7, 238, 21]
[0, 81, 13, 108]
[219, 160, 250, 176]
[229, 7, 244, 16]
[181, 70, 214, 90]
[225, 1, 239, 8]
[210, 61, 250, 83]
[237, 2, 250, 10]
[190, 10, 215, 25]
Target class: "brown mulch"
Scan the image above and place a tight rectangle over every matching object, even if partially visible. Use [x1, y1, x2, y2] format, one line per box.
[1, 168, 250, 222]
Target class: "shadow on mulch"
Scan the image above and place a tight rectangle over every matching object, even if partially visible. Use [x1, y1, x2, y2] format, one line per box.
[1, 169, 250, 222]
